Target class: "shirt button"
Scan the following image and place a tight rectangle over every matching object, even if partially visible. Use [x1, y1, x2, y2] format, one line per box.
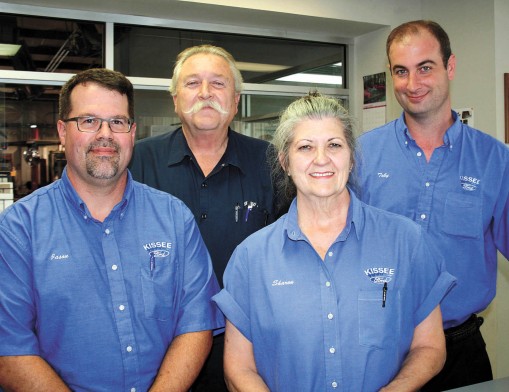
[329, 347, 336, 354]
[201, 182, 208, 188]
[201, 213, 207, 219]
[425, 182, 430, 187]
[112, 264, 118, 271]
[105, 228, 110, 235]
[327, 313, 334, 320]
[328, 251, 333, 257]
[332, 381, 338, 388]
[325, 281, 331, 287]
[420, 214, 426, 220]
[131, 389, 136, 392]
[417, 152, 422, 157]
[126, 346, 133, 352]
[119, 305, 125, 311]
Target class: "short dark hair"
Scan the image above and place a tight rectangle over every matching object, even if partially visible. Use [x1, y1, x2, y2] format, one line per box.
[59, 68, 134, 120]
[386, 20, 452, 68]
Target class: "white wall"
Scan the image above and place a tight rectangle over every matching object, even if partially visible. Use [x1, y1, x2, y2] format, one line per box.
[495, 0, 509, 143]
[352, 27, 392, 127]
[422, 0, 497, 138]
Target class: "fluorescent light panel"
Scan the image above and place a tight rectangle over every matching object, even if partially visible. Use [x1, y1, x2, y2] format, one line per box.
[234, 61, 344, 85]
[236, 61, 289, 73]
[277, 73, 343, 85]
[0, 44, 21, 57]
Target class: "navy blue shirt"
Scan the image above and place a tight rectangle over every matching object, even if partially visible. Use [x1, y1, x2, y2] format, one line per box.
[129, 128, 277, 286]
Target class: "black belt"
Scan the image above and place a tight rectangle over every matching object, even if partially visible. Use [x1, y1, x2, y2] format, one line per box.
[444, 314, 483, 344]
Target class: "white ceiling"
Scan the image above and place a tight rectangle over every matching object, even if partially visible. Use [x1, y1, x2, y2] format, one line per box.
[1, 0, 386, 41]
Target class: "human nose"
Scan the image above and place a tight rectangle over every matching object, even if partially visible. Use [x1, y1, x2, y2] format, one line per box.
[96, 119, 113, 138]
[406, 71, 421, 91]
[314, 146, 330, 165]
[198, 81, 212, 99]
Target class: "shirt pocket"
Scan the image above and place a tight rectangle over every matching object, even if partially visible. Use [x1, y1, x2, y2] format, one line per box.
[239, 205, 269, 231]
[358, 289, 399, 349]
[140, 262, 176, 321]
[441, 192, 481, 239]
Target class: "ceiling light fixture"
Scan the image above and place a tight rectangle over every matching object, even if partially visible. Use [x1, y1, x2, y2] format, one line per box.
[236, 61, 289, 73]
[0, 44, 22, 57]
[277, 73, 343, 85]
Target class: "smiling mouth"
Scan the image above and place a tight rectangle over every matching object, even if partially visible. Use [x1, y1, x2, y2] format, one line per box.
[91, 148, 117, 155]
[310, 172, 334, 177]
[406, 93, 428, 102]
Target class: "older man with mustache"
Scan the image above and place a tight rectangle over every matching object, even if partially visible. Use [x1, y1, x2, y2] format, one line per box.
[129, 45, 278, 391]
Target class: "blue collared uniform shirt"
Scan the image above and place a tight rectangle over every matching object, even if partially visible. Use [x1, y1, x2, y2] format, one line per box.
[356, 112, 509, 328]
[214, 192, 455, 391]
[129, 128, 277, 287]
[0, 168, 224, 391]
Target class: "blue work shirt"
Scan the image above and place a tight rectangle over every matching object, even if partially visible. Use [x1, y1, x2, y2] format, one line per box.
[356, 112, 509, 328]
[0, 168, 223, 391]
[214, 192, 455, 391]
[129, 128, 277, 286]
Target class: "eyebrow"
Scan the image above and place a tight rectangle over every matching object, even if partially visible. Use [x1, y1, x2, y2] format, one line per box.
[295, 137, 345, 143]
[182, 73, 228, 79]
[392, 59, 438, 70]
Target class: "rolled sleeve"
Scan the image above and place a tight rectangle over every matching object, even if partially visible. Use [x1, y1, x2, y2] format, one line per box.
[213, 289, 251, 341]
[415, 271, 456, 326]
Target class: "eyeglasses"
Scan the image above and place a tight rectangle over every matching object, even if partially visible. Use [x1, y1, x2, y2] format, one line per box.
[63, 116, 134, 133]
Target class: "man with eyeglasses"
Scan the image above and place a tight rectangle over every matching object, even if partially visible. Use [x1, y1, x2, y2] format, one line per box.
[0, 68, 223, 391]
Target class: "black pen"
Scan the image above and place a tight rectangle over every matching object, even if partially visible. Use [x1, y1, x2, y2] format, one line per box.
[382, 282, 387, 308]
[150, 254, 155, 277]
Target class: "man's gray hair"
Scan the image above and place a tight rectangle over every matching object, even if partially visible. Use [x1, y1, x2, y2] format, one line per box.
[169, 44, 243, 95]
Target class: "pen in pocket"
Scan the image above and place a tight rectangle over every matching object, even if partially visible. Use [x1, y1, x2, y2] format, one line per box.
[234, 203, 240, 222]
[150, 254, 156, 277]
[244, 201, 257, 222]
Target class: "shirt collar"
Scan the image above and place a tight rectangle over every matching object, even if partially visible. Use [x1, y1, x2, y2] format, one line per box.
[60, 167, 131, 221]
[396, 110, 462, 150]
[282, 188, 362, 248]
[166, 127, 244, 172]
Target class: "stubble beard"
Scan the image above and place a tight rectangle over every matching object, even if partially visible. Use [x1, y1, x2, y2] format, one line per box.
[85, 142, 121, 180]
